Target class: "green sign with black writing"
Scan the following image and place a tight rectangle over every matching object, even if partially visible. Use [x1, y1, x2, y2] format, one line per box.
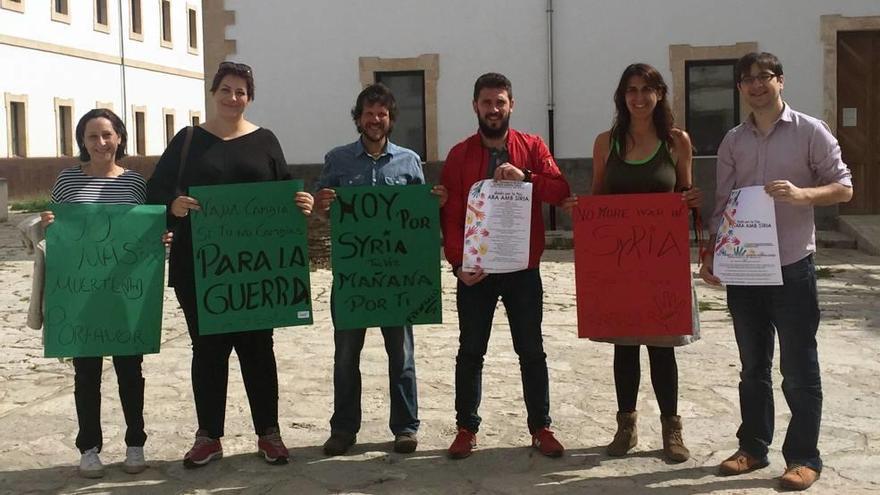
[44, 204, 166, 357]
[330, 184, 441, 330]
[190, 180, 312, 334]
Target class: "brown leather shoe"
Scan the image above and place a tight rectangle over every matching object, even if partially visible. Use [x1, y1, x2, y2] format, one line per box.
[718, 450, 770, 476]
[780, 465, 820, 491]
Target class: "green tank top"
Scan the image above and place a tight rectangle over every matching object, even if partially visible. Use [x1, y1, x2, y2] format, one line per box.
[604, 138, 677, 194]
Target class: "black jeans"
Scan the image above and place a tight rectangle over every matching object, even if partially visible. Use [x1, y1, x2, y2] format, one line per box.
[727, 255, 822, 472]
[175, 287, 279, 439]
[73, 355, 146, 453]
[455, 269, 551, 434]
[613, 345, 678, 416]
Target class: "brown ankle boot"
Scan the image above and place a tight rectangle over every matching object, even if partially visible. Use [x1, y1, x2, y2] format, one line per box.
[660, 415, 690, 462]
[606, 411, 637, 456]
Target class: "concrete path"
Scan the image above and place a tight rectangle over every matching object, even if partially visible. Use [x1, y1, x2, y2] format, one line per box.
[1, 211, 878, 494]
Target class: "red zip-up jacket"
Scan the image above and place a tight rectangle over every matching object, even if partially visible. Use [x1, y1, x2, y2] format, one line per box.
[441, 128, 571, 269]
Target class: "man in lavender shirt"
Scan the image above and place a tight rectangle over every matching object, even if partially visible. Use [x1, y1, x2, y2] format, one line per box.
[700, 52, 853, 492]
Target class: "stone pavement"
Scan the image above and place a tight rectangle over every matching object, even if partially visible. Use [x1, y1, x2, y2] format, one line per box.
[0, 210, 878, 494]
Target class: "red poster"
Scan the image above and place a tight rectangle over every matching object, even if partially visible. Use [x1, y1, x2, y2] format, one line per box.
[573, 193, 692, 338]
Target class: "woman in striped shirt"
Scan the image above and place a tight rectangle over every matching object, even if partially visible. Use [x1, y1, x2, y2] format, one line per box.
[41, 108, 160, 478]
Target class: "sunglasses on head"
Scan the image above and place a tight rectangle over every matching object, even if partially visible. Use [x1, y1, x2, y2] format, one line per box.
[218, 61, 253, 74]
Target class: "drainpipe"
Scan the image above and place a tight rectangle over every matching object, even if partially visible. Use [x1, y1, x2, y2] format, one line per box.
[546, 0, 557, 230]
[117, 0, 128, 130]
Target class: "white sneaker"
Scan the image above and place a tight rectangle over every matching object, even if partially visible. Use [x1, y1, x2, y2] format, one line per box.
[123, 446, 147, 474]
[79, 447, 105, 478]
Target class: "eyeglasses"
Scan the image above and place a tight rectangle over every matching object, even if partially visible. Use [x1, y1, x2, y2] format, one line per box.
[218, 61, 253, 74]
[739, 73, 778, 86]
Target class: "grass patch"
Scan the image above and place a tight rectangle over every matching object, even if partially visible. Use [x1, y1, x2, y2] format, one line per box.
[816, 266, 843, 279]
[10, 196, 51, 213]
[698, 301, 724, 312]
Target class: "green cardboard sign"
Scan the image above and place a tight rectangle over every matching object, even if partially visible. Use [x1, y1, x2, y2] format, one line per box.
[189, 180, 313, 334]
[330, 184, 441, 330]
[44, 204, 166, 357]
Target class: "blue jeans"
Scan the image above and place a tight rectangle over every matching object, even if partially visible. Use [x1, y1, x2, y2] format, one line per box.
[455, 268, 551, 434]
[330, 325, 419, 436]
[726, 255, 822, 472]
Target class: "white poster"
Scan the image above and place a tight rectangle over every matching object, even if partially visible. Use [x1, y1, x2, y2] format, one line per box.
[713, 185, 783, 286]
[462, 180, 532, 273]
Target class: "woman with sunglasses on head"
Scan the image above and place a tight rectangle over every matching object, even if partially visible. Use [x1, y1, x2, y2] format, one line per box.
[40, 108, 157, 478]
[146, 62, 313, 468]
[562, 63, 702, 462]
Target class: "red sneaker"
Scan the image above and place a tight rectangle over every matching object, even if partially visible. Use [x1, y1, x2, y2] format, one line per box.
[183, 430, 223, 468]
[257, 427, 289, 465]
[448, 427, 477, 459]
[532, 427, 564, 457]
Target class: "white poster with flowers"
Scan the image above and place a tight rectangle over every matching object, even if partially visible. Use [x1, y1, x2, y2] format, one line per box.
[462, 180, 532, 273]
[713, 185, 783, 285]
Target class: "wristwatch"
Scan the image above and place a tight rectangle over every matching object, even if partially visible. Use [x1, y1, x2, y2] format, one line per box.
[522, 169, 532, 182]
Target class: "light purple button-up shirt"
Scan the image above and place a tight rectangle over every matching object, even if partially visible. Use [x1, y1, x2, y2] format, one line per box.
[710, 104, 853, 266]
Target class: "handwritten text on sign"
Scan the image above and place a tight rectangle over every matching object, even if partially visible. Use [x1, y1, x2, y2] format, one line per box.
[330, 185, 441, 330]
[573, 193, 692, 338]
[44, 204, 166, 357]
[190, 180, 313, 335]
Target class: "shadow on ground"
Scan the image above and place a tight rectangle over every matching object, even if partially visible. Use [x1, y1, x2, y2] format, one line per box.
[0, 443, 787, 495]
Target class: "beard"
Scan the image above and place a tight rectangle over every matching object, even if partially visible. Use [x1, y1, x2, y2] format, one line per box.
[478, 113, 510, 139]
[358, 122, 393, 144]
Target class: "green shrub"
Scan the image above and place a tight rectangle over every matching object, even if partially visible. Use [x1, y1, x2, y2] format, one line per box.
[11, 196, 51, 213]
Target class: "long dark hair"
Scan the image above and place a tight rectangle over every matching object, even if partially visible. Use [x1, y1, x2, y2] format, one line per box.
[610, 63, 674, 157]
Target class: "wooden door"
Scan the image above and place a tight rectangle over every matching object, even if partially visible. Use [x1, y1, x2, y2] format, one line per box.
[837, 30, 880, 214]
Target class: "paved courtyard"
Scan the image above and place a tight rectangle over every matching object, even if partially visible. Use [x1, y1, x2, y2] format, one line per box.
[0, 211, 878, 494]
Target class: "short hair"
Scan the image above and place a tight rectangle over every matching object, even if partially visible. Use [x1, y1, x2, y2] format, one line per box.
[75, 108, 128, 162]
[473, 72, 513, 101]
[735, 52, 783, 82]
[351, 83, 398, 124]
[209, 61, 255, 100]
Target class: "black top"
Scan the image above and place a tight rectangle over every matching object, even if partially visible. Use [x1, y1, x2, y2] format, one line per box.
[145, 126, 291, 289]
[604, 139, 677, 194]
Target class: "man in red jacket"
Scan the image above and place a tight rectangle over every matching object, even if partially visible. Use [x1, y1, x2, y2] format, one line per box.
[441, 73, 571, 459]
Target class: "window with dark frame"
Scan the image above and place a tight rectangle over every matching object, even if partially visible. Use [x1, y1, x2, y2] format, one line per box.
[131, 0, 142, 34]
[9, 101, 26, 157]
[58, 105, 73, 156]
[685, 60, 740, 156]
[165, 113, 175, 145]
[374, 71, 426, 161]
[135, 111, 146, 155]
[191, 115, 200, 126]
[54, 0, 68, 15]
[187, 8, 198, 49]
[161, 0, 172, 43]
[95, 0, 108, 26]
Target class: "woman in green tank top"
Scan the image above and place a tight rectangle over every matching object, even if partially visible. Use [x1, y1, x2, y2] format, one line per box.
[563, 63, 703, 463]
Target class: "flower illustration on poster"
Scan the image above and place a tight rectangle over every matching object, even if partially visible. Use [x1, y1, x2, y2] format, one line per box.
[714, 189, 757, 257]
[464, 182, 492, 269]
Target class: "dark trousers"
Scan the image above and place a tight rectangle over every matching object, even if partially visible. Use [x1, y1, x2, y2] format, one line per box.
[175, 287, 279, 439]
[727, 255, 822, 472]
[330, 325, 419, 435]
[613, 345, 678, 416]
[73, 355, 146, 453]
[455, 268, 551, 434]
